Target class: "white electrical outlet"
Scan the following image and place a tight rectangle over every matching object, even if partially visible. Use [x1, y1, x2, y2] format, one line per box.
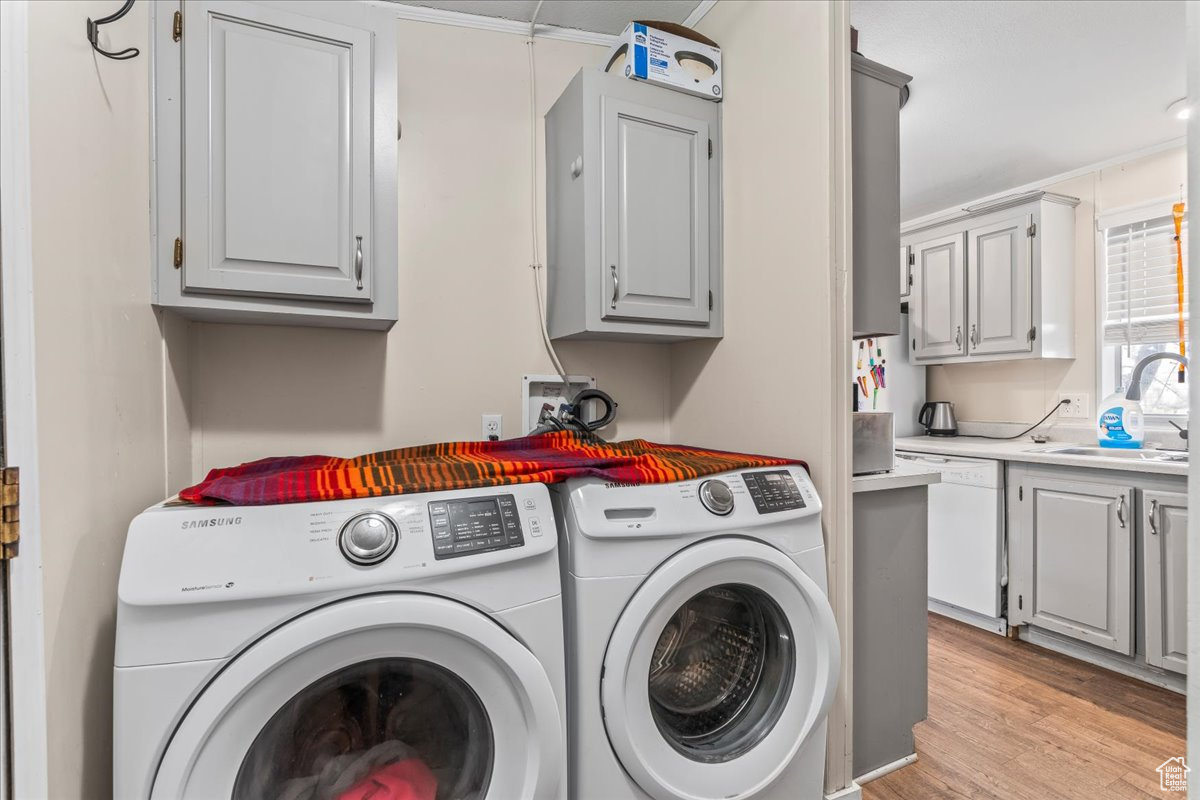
[1058, 393, 1089, 420]
[481, 414, 502, 440]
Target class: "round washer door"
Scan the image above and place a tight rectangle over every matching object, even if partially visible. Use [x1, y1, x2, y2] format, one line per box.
[602, 538, 839, 800]
[152, 593, 563, 800]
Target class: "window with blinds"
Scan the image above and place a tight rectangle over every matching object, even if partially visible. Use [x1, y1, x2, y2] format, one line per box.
[1103, 213, 1187, 346]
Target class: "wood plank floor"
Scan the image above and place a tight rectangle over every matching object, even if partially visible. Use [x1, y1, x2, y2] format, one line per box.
[862, 614, 1186, 800]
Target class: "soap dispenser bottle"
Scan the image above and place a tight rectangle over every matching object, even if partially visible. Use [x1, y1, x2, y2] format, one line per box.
[1097, 393, 1144, 449]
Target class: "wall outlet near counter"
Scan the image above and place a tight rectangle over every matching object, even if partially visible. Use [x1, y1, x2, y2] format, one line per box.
[1058, 393, 1089, 419]
[481, 414, 502, 440]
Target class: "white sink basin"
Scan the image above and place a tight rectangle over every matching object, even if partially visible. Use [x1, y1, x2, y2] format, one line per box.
[1038, 446, 1188, 463]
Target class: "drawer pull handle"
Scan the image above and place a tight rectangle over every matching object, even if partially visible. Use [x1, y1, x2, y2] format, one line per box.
[354, 235, 364, 291]
[1149, 499, 1159, 536]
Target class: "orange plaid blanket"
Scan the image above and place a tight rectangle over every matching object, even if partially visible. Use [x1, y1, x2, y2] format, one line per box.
[179, 431, 804, 506]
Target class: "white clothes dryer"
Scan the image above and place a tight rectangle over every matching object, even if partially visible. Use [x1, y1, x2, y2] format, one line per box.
[114, 484, 566, 800]
[552, 466, 839, 800]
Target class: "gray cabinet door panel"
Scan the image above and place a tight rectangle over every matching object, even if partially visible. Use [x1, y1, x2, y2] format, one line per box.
[1017, 477, 1133, 654]
[1144, 490, 1187, 674]
[601, 98, 709, 324]
[183, 1, 373, 302]
[910, 233, 965, 360]
[967, 215, 1032, 355]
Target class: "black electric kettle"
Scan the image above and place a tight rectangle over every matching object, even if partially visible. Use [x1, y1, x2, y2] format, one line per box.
[919, 401, 958, 437]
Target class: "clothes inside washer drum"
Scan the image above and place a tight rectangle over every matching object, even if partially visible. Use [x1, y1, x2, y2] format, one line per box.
[648, 587, 767, 739]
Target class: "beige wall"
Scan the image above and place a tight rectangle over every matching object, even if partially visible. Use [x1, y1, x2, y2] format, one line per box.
[927, 146, 1187, 422]
[26, 2, 176, 797]
[186, 20, 670, 477]
[671, 0, 837, 497]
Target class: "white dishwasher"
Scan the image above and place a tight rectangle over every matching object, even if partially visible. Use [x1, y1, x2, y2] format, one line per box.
[896, 452, 1006, 635]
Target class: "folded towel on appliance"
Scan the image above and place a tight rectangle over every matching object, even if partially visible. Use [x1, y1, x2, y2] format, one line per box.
[179, 430, 804, 506]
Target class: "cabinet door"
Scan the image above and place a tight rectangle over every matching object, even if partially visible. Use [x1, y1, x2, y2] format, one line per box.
[1013, 477, 1133, 654]
[966, 215, 1032, 356]
[183, 1, 374, 302]
[900, 245, 912, 300]
[601, 97, 710, 325]
[1144, 490, 1187, 674]
[909, 233, 966, 360]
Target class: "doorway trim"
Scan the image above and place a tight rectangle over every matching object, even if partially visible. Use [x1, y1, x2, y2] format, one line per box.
[0, 2, 50, 798]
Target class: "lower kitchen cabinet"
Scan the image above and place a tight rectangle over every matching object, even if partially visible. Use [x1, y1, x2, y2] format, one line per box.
[1144, 490, 1187, 675]
[1009, 473, 1134, 655]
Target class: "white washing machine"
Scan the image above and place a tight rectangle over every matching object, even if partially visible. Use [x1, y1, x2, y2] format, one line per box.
[552, 466, 840, 800]
[114, 484, 566, 800]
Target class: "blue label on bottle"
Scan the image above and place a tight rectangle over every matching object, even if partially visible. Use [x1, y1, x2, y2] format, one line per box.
[1099, 406, 1137, 448]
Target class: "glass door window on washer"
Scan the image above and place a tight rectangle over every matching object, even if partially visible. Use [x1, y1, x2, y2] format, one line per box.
[234, 658, 493, 800]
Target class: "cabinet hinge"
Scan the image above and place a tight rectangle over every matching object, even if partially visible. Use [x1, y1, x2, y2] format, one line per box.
[1018, 594, 1023, 611]
[1027, 222, 1037, 237]
[172, 10, 182, 42]
[908, 252, 915, 266]
[0, 468, 20, 561]
[912, 338, 916, 351]
[1028, 325, 1037, 342]
[173, 237, 183, 269]
[708, 290, 713, 310]
[708, 139, 713, 160]
[1019, 485, 1024, 501]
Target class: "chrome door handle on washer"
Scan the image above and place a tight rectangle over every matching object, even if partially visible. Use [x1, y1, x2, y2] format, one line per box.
[1148, 499, 1159, 535]
[1117, 495, 1126, 528]
[610, 264, 619, 309]
[355, 235, 364, 290]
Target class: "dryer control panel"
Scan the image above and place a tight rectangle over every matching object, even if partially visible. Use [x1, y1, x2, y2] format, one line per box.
[742, 470, 807, 514]
[428, 494, 527, 559]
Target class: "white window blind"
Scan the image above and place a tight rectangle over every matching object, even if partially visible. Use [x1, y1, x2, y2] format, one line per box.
[1103, 213, 1187, 346]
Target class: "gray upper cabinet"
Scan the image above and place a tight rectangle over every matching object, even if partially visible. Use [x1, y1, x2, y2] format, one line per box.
[904, 192, 1077, 365]
[1010, 473, 1134, 655]
[602, 98, 710, 325]
[152, 1, 398, 330]
[966, 214, 1032, 356]
[546, 70, 722, 341]
[1143, 490, 1187, 675]
[909, 233, 966, 360]
[851, 55, 911, 339]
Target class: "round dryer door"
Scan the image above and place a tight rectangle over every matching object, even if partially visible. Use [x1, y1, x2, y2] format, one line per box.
[601, 538, 840, 800]
[151, 594, 563, 800]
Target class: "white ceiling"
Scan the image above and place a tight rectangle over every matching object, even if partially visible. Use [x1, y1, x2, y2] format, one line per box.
[851, 0, 1187, 220]
[387, 0, 704, 35]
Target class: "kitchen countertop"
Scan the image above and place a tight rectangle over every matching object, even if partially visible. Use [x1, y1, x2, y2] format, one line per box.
[853, 463, 943, 493]
[896, 435, 1187, 477]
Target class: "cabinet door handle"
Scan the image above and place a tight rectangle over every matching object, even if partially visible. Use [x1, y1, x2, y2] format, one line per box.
[1117, 495, 1126, 528]
[955, 326, 962, 348]
[970, 323, 978, 347]
[1148, 499, 1159, 535]
[355, 235, 364, 291]
[610, 264, 619, 309]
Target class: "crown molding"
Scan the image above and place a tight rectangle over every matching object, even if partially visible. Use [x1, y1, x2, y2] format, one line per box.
[902, 137, 1187, 232]
[364, 0, 618, 46]
[683, 0, 718, 28]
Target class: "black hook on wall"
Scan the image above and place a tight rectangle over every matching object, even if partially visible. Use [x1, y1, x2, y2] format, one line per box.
[87, 0, 140, 61]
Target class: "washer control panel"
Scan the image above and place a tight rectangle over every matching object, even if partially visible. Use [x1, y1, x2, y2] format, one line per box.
[742, 470, 807, 514]
[428, 494, 526, 559]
